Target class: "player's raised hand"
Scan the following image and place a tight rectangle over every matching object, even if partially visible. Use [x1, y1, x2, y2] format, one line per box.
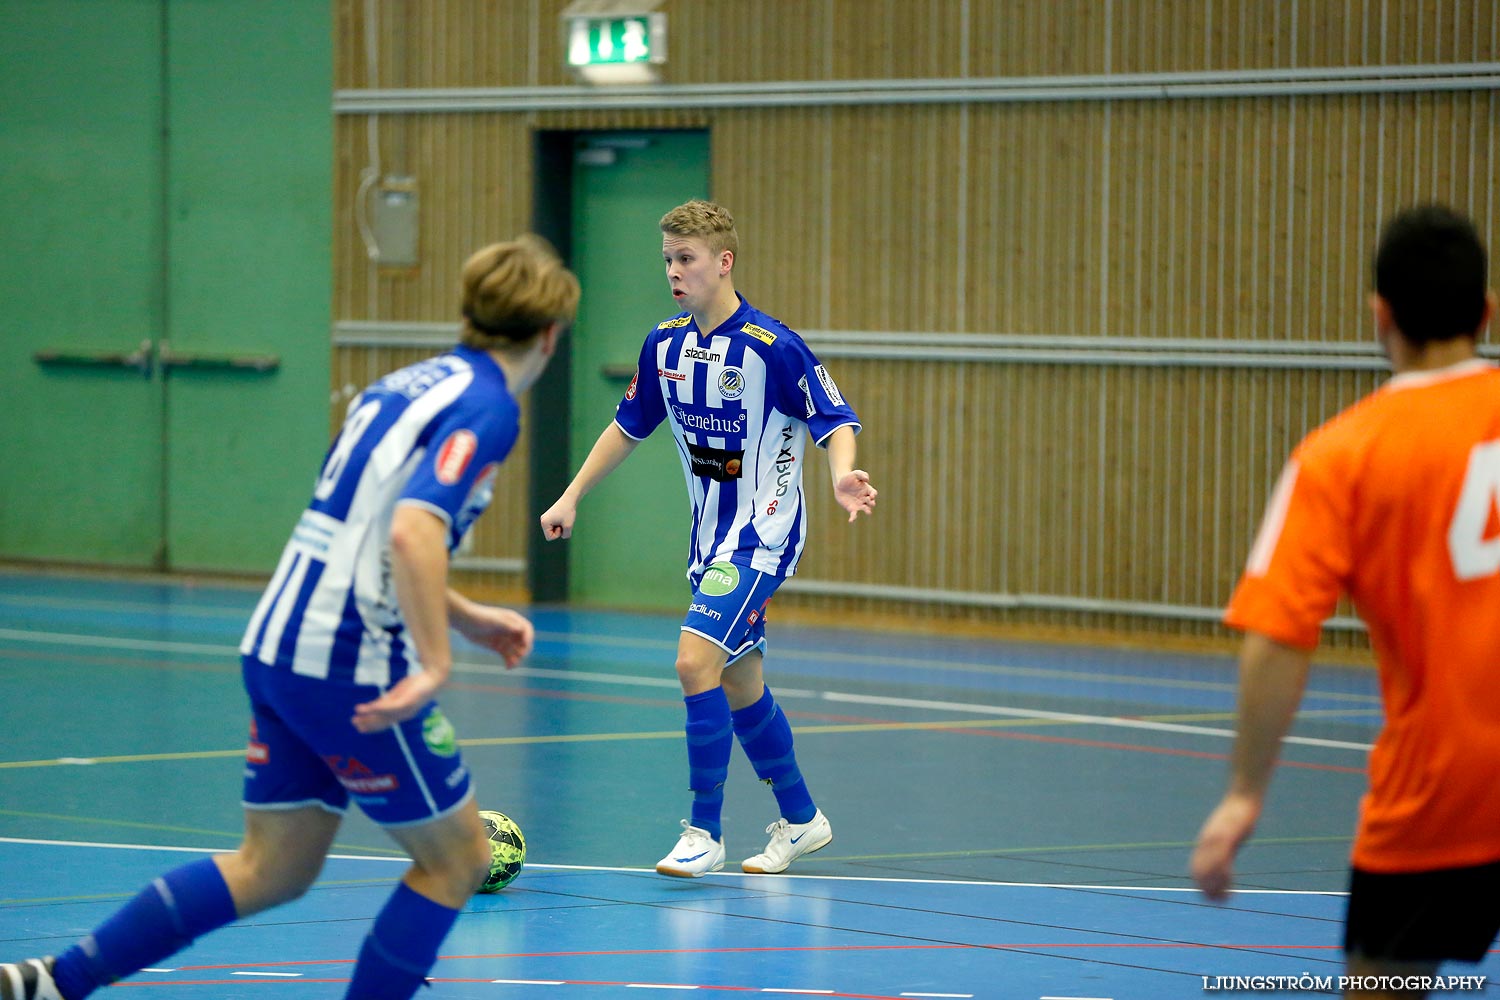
[456, 605, 534, 669]
[540, 496, 577, 540]
[834, 470, 877, 522]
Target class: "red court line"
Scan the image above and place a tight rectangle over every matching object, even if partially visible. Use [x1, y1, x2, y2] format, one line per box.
[942, 727, 1363, 774]
[169, 940, 1344, 972]
[117, 982, 913, 999]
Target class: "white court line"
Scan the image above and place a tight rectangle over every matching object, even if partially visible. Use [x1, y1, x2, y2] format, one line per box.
[822, 692, 1374, 751]
[0, 628, 1374, 751]
[0, 837, 1347, 895]
[232, 971, 301, 977]
[626, 986, 697, 990]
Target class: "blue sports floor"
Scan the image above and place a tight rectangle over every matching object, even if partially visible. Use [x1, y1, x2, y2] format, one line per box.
[1, 569, 1488, 998]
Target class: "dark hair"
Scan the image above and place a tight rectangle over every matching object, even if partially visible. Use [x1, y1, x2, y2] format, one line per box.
[1374, 204, 1487, 345]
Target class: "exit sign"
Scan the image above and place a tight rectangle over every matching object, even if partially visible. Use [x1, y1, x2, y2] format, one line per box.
[567, 13, 666, 68]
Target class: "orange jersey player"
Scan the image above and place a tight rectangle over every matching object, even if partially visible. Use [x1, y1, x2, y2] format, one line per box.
[1193, 204, 1500, 1000]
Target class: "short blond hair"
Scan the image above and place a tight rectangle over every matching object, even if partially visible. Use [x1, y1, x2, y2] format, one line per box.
[659, 199, 738, 258]
[459, 235, 580, 350]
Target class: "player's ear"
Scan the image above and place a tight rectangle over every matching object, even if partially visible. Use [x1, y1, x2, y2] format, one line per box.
[1482, 290, 1498, 335]
[1368, 292, 1395, 334]
[538, 322, 563, 358]
[719, 249, 734, 276]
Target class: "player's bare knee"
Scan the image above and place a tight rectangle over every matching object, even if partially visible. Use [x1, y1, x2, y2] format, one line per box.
[674, 654, 718, 692]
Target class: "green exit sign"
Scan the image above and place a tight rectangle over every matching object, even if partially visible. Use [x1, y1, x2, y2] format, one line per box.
[567, 13, 666, 67]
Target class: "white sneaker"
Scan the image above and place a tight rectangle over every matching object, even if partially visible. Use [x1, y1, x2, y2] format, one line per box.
[742, 809, 832, 874]
[655, 820, 725, 878]
[0, 957, 64, 1000]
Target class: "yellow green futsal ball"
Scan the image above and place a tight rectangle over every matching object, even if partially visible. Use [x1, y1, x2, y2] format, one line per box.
[477, 809, 526, 892]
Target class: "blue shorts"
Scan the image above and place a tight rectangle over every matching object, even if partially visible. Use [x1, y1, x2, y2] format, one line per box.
[240, 657, 473, 828]
[681, 561, 783, 666]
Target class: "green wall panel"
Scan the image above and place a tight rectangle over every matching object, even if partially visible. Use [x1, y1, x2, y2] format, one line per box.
[0, 0, 331, 574]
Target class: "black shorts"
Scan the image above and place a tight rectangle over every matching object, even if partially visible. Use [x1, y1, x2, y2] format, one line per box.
[1345, 859, 1500, 963]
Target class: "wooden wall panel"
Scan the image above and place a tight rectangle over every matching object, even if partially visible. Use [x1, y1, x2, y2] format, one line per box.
[332, 0, 1499, 647]
[336, 1, 1500, 90]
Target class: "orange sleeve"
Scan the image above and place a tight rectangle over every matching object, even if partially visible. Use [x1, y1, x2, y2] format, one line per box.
[1224, 442, 1351, 649]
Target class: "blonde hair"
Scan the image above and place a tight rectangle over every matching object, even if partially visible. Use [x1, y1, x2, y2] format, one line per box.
[659, 199, 738, 258]
[459, 235, 580, 350]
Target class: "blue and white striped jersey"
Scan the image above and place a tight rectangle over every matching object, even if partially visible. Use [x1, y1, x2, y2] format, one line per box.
[615, 294, 860, 580]
[241, 345, 520, 687]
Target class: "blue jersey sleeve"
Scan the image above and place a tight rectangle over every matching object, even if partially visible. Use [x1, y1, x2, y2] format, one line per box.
[614, 330, 667, 440]
[771, 336, 861, 446]
[399, 402, 518, 548]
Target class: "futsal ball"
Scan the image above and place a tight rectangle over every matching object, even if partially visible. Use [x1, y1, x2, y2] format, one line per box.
[477, 809, 526, 892]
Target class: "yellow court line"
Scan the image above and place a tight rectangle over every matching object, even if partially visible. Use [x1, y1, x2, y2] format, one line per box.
[0, 704, 1376, 771]
[0, 749, 248, 770]
[0, 715, 1146, 770]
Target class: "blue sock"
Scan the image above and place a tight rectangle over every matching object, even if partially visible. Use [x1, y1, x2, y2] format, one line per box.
[343, 881, 461, 999]
[732, 686, 816, 824]
[52, 857, 237, 999]
[684, 687, 733, 840]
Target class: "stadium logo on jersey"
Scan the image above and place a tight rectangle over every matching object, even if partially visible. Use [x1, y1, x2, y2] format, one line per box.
[625, 370, 639, 400]
[658, 367, 686, 381]
[689, 602, 723, 621]
[435, 430, 478, 485]
[657, 316, 692, 329]
[814, 364, 845, 406]
[797, 375, 816, 417]
[671, 405, 746, 437]
[742, 322, 777, 345]
[683, 345, 722, 363]
[423, 708, 459, 757]
[700, 562, 740, 597]
[687, 443, 745, 482]
[717, 367, 746, 399]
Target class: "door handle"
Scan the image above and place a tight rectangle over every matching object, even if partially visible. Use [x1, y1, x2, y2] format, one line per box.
[158, 342, 280, 373]
[33, 339, 155, 378]
[600, 364, 636, 381]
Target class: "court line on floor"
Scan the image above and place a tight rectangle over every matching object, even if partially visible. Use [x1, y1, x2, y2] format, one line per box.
[0, 629, 1376, 755]
[0, 622, 1382, 707]
[0, 838, 1343, 895]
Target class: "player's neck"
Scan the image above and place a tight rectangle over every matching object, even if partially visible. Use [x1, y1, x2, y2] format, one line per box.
[1386, 333, 1479, 374]
[693, 286, 741, 336]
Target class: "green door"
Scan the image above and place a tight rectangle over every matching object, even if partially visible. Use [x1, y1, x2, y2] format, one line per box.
[162, 0, 331, 572]
[0, 1, 330, 573]
[568, 131, 710, 609]
[0, 2, 167, 566]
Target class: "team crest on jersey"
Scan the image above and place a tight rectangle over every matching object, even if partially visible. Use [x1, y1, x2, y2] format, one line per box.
[657, 316, 692, 329]
[435, 430, 478, 485]
[742, 322, 777, 345]
[717, 366, 746, 399]
[625, 370, 639, 400]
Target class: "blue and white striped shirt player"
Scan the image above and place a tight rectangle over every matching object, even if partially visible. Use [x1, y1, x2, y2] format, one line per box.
[614, 293, 860, 580]
[241, 345, 519, 687]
